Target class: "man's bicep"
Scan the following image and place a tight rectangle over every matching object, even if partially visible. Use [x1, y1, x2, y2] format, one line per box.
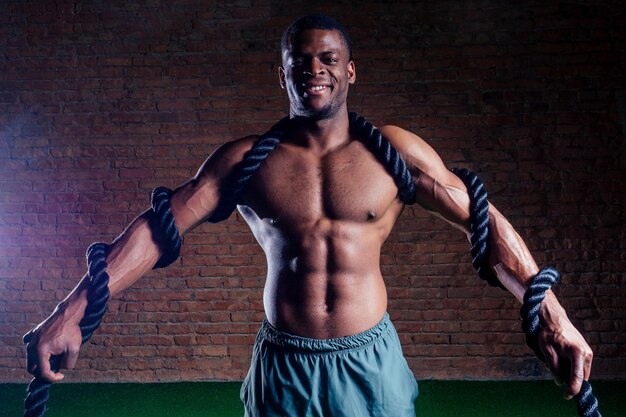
[169, 136, 256, 234]
[380, 125, 472, 232]
[413, 168, 473, 234]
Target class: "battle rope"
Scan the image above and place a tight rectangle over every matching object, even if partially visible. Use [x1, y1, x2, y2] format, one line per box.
[451, 168, 502, 288]
[151, 187, 182, 269]
[23, 242, 111, 417]
[23, 187, 183, 416]
[208, 117, 289, 223]
[521, 267, 601, 417]
[456, 170, 602, 417]
[348, 112, 417, 204]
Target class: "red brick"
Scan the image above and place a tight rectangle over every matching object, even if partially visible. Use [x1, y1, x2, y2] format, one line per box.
[0, 1, 623, 384]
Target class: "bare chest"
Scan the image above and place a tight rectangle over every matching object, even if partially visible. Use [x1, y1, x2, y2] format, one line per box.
[242, 141, 400, 223]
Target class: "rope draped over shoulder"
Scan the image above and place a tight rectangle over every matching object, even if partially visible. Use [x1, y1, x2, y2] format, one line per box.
[207, 112, 417, 223]
[348, 112, 417, 205]
[23, 243, 111, 417]
[207, 117, 290, 223]
[461, 172, 602, 417]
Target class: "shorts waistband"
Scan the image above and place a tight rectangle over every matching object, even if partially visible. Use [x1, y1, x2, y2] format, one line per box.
[259, 313, 391, 353]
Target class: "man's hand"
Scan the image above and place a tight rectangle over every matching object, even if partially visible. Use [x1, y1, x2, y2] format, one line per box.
[538, 293, 594, 400]
[25, 292, 87, 383]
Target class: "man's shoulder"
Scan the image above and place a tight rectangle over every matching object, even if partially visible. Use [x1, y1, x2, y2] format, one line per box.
[194, 135, 260, 181]
[378, 124, 431, 155]
[209, 134, 260, 164]
[219, 134, 260, 154]
[377, 124, 447, 176]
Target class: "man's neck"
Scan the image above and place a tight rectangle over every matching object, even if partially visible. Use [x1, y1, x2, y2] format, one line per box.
[287, 110, 351, 155]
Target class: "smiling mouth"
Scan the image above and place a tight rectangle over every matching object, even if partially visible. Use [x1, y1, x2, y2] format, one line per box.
[302, 84, 330, 97]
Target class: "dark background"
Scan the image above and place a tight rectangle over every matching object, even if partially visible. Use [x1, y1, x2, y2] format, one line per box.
[1, 0, 624, 382]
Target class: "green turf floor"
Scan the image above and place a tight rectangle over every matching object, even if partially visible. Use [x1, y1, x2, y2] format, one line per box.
[1, 380, 624, 416]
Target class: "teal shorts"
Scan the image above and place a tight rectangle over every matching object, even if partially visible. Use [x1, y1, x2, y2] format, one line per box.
[240, 313, 419, 417]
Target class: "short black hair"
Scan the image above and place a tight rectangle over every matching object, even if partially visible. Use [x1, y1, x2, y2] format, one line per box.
[281, 14, 353, 60]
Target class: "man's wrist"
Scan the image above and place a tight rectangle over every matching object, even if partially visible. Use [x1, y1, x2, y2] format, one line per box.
[55, 278, 90, 325]
[538, 290, 567, 328]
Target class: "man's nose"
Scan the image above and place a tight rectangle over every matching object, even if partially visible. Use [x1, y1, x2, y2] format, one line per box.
[304, 58, 324, 76]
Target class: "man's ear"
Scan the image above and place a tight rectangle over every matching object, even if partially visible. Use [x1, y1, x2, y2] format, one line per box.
[347, 61, 356, 84]
[278, 66, 286, 89]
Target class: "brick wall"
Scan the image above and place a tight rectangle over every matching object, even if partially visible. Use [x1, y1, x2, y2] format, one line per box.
[1, 1, 624, 382]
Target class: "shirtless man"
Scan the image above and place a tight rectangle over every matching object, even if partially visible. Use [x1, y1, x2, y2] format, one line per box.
[25, 14, 593, 417]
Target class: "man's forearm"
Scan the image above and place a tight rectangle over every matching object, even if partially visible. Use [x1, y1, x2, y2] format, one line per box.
[53, 275, 90, 325]
[52, 210, 162, 324]
[486, 205, 567, 326]
[487, 205, 540, 302]
[481, 194, 570, 331]
[105, 211, 163, 297]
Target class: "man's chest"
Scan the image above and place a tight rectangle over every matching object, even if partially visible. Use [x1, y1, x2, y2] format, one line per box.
[242, 141, 400, 223]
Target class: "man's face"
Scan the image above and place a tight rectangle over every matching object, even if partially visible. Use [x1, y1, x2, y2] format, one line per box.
[279, 29, 356, 120]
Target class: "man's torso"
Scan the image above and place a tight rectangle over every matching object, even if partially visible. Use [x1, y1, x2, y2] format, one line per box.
[238, 133, 405, 338]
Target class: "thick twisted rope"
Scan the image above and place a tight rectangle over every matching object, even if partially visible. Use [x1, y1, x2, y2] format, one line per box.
[451, 168, 503, 288]
[151, 187, 182, 269]
[207, 118, 289, 223]
[23, 243, 111, 417]
[22, 187, 182, 416]
[520, 267, 561, 360]
[22, 187, 182, 415]
[521, 267, 601, 417]
[459, 170, 602, 416]
[348, 112, 417, 204]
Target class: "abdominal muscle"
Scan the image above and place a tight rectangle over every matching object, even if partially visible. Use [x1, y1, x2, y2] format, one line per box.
[264, 266, 389, 339]
[240, 206, 393, 339]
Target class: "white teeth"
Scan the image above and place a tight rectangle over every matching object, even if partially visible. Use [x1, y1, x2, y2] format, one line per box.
[306, 85, 326, 91]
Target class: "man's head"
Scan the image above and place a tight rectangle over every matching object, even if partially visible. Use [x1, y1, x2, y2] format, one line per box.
[279, 14, 356, 120]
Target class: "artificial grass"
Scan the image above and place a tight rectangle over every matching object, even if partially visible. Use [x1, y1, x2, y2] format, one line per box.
[1, 380, 624, 416]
